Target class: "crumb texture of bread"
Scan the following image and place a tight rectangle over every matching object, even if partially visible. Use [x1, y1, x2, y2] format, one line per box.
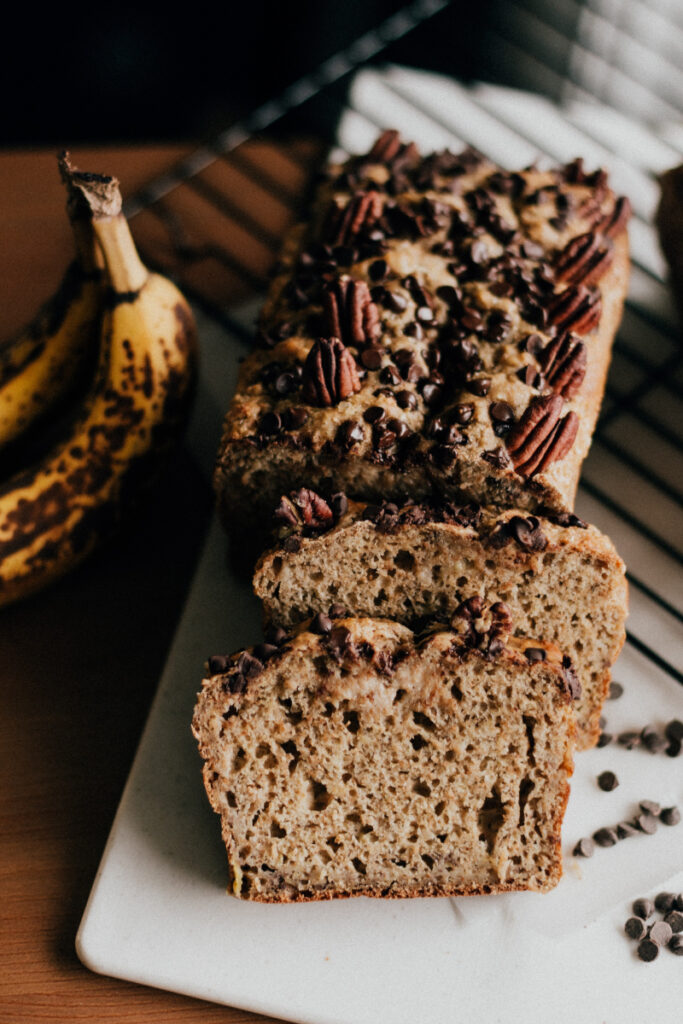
[253, 502, 627, 750]
[193, 619, 575, 902]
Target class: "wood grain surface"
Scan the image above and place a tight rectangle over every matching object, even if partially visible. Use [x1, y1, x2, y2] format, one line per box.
[0, 143, 320, 1024]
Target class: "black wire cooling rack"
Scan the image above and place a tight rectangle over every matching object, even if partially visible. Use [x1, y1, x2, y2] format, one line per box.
[122, 0, 683, 699]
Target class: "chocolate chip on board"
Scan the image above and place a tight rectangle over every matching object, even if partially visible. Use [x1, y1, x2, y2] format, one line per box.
[660, 806, 681, 827]
[654, 892, 677, 914]
[572, 837, 595, 858]
[664, 911, 683, 934]
[597, 771, 619, 791]
[608, 681, 624, 700]
[637, 938, 659, 962]
[635, 813, 658, 835]
[633, 898, 655, 920]
[593, 826, 618, 847]
[596, 731, 613, 748]
[616, 821, 638, 839]
[649, 920, 673, 947]
[639, 800, 660, 817]
[670, 934, 683, 955]
[624, 917, 647, 941]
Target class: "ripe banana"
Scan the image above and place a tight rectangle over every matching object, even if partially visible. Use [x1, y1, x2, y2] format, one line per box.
[0, 158, 198, 608]
[0, 163, 102, 451]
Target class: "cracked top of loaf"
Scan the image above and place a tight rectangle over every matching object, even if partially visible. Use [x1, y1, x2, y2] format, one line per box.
[215, 131, 630, 523]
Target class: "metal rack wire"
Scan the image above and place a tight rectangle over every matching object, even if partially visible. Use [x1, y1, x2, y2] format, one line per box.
[122, 0, 682, 699]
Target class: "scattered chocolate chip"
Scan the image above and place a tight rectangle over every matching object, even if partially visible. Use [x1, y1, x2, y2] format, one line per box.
[665, 719, 683, 742]
[639, 800, 660, 817]
[617, 821, 638, 839]
[252, 643, 279, 662]
[593, 826, 618, 847]
[655, 892, 677, 914]
[633, 898, 655, 920]
[625, 917, 647, 940]
[597, 732, 613, 748]
[617, 731, 641, 750]
[637, 937, 659, 962]
[660, 806, 681, 827]
[665, 911, 683, 934]
[670, 934, 683, 955]
[635, 814, 658, 835]
[608, 681, 623, 700]
[310, 612, 332, 634]
[641, 726, 667, 754]
[598, 771, 619, 792]
[666, 738, 682, 758]
[573, 837, 595, 858]
[649, 920, 673, 947]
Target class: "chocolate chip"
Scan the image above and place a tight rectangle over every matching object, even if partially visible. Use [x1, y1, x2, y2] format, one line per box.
[363, 405, 386, 424]
[489, 401, 514, 424]
[252, 643, 279, 662]
[639, 800, 660, 817]
[336, 419, 364, 448]
[466, 377, 491, 397]
[655, 892, 677, 914]
[635, 814, 658, 835]
[208, 655, 231, 675]
[598, 771, 619, 792]
[452, 402, 474, 424]
[396, 389, 417, 410]
[660, 806, 681, 826]
[421, 382, 442, 406]
[617, 821, 638, 839]
[383, 290, 408, 313]
[329, 603, 347, 619]
[521, 332, 544, 356]
[649, 920, 673, 947]
[524, 647, 546, 663]
[597, 732, 612, 748]
[368, 258, 388, 282]
[310, 612, 332, 634]
[625, 917, 647, 940]
[573, 837, 595, 858]
[236, 652, 264, 678]
[380, 364, 402, 386]
[360, 347, 384, 370]
[593, 826, 618, 847]
[617, 731, 641, 750]
[665, 719, 683, 742]
[258, 411, 282, 435]
[608, 681, 623, 700]
[227, 672, 248, 695]
[282, 535, 301, 553]
[665, 911, 683, 933]
[669, 934, 683, 955]
[633, 898, 655, 919]
[675, 894, 683, 911]
[386, 417, 410, 439]
[404, 320, 424, 339]
[330, 492, 348, 518]
[666, 738, 682, 757]
[287, 406, 309, 429]
[641, 726, 667, 754]
[637, 938, 659, 961]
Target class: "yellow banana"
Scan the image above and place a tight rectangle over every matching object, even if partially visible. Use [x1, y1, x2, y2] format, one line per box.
[0, 160, 102, 450]
[0, 160, 198, 608]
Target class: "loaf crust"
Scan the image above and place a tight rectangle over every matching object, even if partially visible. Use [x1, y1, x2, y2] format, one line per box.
[214, 138, 630, 543]
[193, 614, 575, 902]
[253, 495, 628, 750]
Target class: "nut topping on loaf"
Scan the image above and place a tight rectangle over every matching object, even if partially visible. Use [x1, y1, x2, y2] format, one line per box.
[215, 132, 630, 536]
[193, 615, 575, 901]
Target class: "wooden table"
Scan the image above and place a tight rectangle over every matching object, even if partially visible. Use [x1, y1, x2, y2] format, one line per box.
[0, 146, 291, 1023]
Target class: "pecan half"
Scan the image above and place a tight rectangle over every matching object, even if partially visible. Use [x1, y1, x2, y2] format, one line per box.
[323, 190, 384, 247]
[302, 337, 361, 406]
[274, 488, 333, 532]
[506, 395, 579, 477]
[539, 332, 587, 399]
[595, 195, 631, 239]
[555, 231, 613, 287]
[323, 277, 381, 348]
[548, 285, 602, 335]
[365, 129, 420, 170]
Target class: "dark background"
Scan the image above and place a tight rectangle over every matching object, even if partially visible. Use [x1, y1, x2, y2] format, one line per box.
[5, 1, 495, 147]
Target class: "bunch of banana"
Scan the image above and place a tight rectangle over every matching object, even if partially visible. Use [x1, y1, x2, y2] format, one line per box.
[0, 154, 198, 608]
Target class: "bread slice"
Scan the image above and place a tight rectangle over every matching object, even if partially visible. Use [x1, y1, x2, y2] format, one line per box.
[214, 134, 631, 548]
[192, 612, 576, 902]
[253, 493, 627, 750]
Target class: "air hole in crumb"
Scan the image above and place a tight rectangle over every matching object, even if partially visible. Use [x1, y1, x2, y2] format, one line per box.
[327, 836, 341, 851]
[394, 549, 416, 571]
[272, 556, 283, 575]
[392, 858, 407, 867]
[413, 711, 436, 732]
[309, 780, 332, 811]
[394, 689, 406, 704]
[444, 750, 456, 762]
[421, 854, 435, 869]
[411, 734, 428, 751]
[523, 715, 536, 766]
[256, 743, 271, 758]
[518, 777, 535, 825]
[367, 568, 379, 580]
[352, 857, 367, 874]
[281, 739, 300, 773]
[360, 824, 374, 834]
[478, 786, 505, 855]
[323, 702, 335, 717]
[233, 748, 247, 772]
[343, 710, 360, 733]
[311, 570, 324, 582]
[435, 800, 446, 816]
[341, 772, 351, 783]
[270, 822, 287, 838]
[413, 780, 431, 797]
[437, 834, 447, 843]
[222, 708, 238, 720]
[373, 588, 388, 606]
[226, 791, 237, 808]
[451, 682, 463, 701]
[345, 812, 361, 822]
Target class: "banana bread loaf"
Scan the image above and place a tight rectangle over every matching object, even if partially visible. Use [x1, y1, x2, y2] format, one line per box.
[253, 490, 627, 750]
[192, 609, 576, 902]
[215, 132, 630, 547]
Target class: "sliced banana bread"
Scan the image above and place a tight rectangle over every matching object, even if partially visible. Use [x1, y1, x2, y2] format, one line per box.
[253, 491, 627, 749]
[192, 610, 576, 902]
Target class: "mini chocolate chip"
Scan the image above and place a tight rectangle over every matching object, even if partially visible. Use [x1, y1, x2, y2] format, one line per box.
[421, 382, 442, 406]
[625, 917, 647, 940]
[635, 814, 658, 835]
[593, 826, 618, 847]
[633, 898, 655, 919]
[666, 738, 682, 757]
[641, 727, 667, 754]
[336, 419, 364, 448]
[666, 719, 683, 742]
[637, 938, 659, 962]
[252, 643, 279, 662]
[396, 389, 417, 410]
[655, 892, 677, 914]
[361, 347, 384, 370]
[608, 681, 623, 700]
[467, 377, 491, 396]
[618, 731, 641, 749]
[287, 406, 309, 429]
[670, 934, 683, 955]
[258, 411, 282, 435]
[524, 647, 546, 663]
[598, 771, 619, 792]
[363, 405, 386, 424]
[639, 800, 660, 817]
[665, 911, 683, 933]
[617, 821, 638, 839]
[310, 612, 332, 634]
[573, 837, 594, 858]
[380, 364, 402, 386]
[452, 403, 474, 424]
[649, 921, 673, 947]
[597, 732, 613, 748]
[660, 806, 681, 826]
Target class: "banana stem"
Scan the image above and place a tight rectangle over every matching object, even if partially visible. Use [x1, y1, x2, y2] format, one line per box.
[91, 215, 148, 294]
